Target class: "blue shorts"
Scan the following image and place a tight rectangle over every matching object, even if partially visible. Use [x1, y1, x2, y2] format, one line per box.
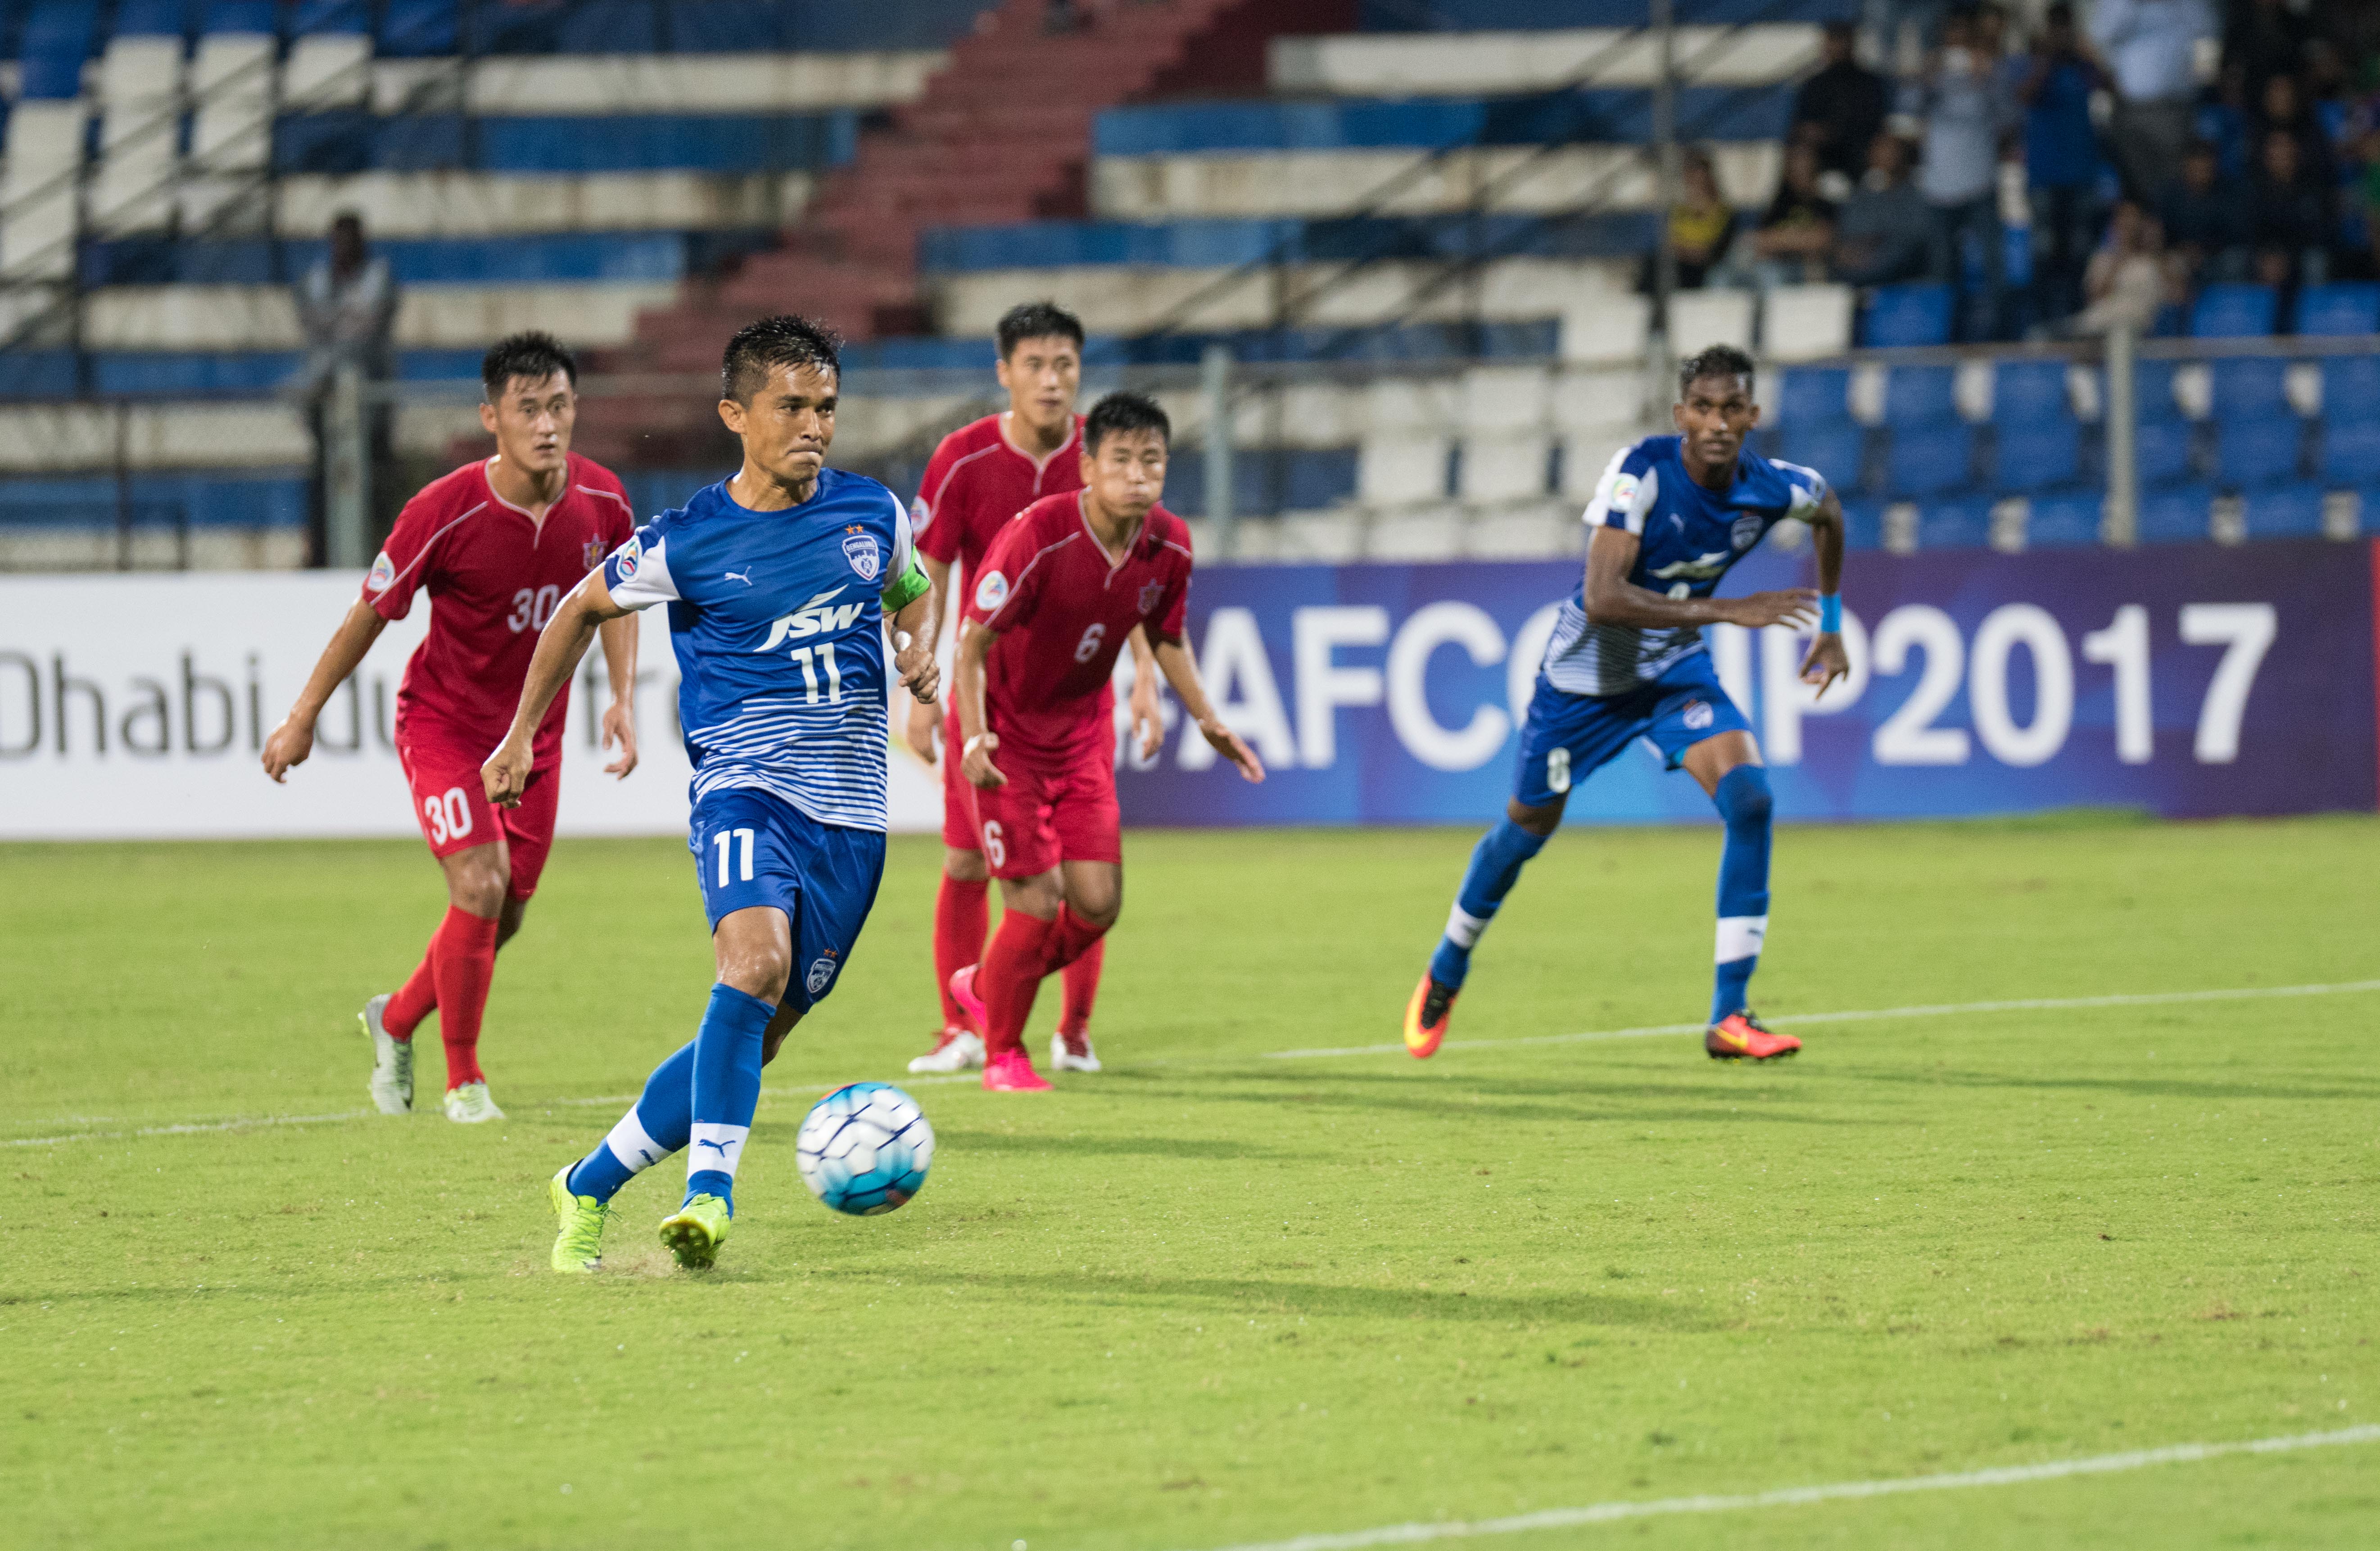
[688, 787, 887, 1013]
[1513, 653, 1752, 806]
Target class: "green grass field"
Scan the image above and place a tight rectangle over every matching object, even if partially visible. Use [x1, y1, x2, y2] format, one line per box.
[4, 815, 2377, 1550]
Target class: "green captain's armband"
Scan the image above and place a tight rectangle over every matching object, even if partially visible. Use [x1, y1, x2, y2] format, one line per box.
[879, 551, 931, 611]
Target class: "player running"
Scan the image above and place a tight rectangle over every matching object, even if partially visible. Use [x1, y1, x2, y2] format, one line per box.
[1405, 345, 1850, 1063]
[261, 332, 639, 1124]
[903, 300, 1161, 1079]
[949, 392, 1264, 1092]
[492, 315, 941, 1273]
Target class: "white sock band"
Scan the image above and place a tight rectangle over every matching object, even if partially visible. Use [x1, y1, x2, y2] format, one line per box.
[1445, 902, 1492, 949]
[604, 1110, 669, 1173]
[687, 1122, 750, 1180]
[1715, 914, 1769, 964]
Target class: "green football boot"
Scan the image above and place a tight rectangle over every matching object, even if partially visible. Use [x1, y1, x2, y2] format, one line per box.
[548, 1166, 608, 1274]
[657, 1194, 732, 1271]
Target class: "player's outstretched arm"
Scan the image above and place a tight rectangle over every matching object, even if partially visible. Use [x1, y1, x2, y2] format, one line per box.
[262, 598, 388, 782]
[1799, 490, 1851, 697]
[596, 613, 640, 779]
[1581, 526, 1818, 633]
[484, 572, 628, 807]
[1153, 637, 1265, 783]
[900, 554, 953, 762]
[887, 574, 942, 710]
[953, 619, 1004, 790]
[1126, 624, 1163, 760]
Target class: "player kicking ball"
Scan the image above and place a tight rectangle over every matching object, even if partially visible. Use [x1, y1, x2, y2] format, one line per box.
[949, 392, 1264, 1092]
[262, 332, 640, 1123]
[903, 301, 1161, 1078]
[1406, 345, 1850, 1063]
[486, 316, 941, 1272]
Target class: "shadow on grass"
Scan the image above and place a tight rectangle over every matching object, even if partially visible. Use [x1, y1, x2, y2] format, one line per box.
[823, 1263, 1710, 1330]
[1084, 1069, 1863, 1129]
[932, 1129, 1318, 1162]
[1858, 1067, 2380, 1104]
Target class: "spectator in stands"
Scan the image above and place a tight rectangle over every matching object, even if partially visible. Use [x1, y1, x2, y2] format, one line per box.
[1791, 22, 1889, 183]
[2019, 3, 2111, 327]
[2222, 0, 2311, 101]
[2063, 200, 2175, 336]
[2246, 127, 2334, 290]
[2254, 71, 2338, 190]
[2159, 138, 2250, 285]
[2195, 56, 2255, 180]
[1643, 147, 1738, 295]
[1834, 133, 1941, 285]
[1909, 8, 2014, 339]
[1745, 141, 1839, 287]
[294, 212, 398, 562]
[2089, 0, 2218, 203]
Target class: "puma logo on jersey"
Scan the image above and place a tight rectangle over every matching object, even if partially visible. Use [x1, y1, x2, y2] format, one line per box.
[757, 587, 865, 651]
[724, 568, 754, 586]
[1649, 550, 1733, 581]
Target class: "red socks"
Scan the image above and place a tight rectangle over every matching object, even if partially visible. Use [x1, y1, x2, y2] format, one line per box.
[382, 936, 439, 1041]
[428, 905, 499, 1088]
[981, 905, 1110, 1055]
[933, 875, 990, 1029]
[1059, 935, 1102, 1038]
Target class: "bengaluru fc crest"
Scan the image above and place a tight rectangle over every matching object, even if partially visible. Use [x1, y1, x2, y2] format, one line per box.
[842, 529, 881, 582]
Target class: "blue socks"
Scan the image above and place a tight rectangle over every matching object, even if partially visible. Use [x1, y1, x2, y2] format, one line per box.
[1710, 765, 1773, 1024]
[1428, 818, 1550, 989]
[566, 1038, 697, 1205]
[685, 983, 774, 1214]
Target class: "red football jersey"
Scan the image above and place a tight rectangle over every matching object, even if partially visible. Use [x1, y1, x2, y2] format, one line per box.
[964, 491, 1193, 769]
[363, 453, 636, 763]
[913, 411, 1084, 581]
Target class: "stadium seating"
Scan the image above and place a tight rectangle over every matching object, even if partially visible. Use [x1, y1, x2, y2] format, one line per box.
[2240, 484, 2328, 540]
[2025, 492, 2102, 547]
[2136, 486, 2215, 543]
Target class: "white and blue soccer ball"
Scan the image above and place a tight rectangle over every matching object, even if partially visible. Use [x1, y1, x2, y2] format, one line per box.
[795, 1082, 933, 1216]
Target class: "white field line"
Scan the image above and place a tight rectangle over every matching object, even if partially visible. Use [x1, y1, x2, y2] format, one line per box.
[1261, 978, 2380, 1060]
[1187, 1424, 2380, 1551]
[13, 979, 2375, 1147]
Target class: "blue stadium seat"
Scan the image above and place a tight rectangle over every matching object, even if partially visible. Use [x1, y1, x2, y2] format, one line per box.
[1775, 421, 1868, 494]
[1166, 449, 1360, 517]
[2242, 484, 2327, 539]
[2361, 491, 2380, 536]
[2133, 418, 2197, 487]
[1918, 497, 1992, 549]
[1992, 420, 2081, 492]
[1882, 365, 1958, 426]
[2208, 357, 2291, 418]
[2294, 283, 2380, 337]
[2190, 284, 2279, 339]
[1992, 360, 2071, 425]
[18, 1, 98, 99]
[1861, 284, 1954, 348]
[2321, 418, 2380, 486]
[113, 0, 195, 37]
[2321, 355, 2380, 415]
[2027, 493, 2103, 547]
[1888, 424, 1974, 497]
[1839, 498, 1885, 550]
[1776, 366, 1852, 428]
[2214, 416, 2306, 490]
[380, 0, 458, 55]
[202, 0, 276, 34]
[2136, 485, 2213, 543]
[2130, 358, 2186, 421]
[289, 0, 367, 34]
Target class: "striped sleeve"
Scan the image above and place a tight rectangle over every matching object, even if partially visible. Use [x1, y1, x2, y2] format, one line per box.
[1582, 442, 1661, 534]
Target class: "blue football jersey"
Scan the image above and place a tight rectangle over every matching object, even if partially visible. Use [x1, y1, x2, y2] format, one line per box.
[601, 468, 916, 832]
[1542, 434, 1827, 696]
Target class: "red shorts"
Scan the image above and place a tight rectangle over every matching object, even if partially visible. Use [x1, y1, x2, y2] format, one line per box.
[396, 728, 559, 901]
[963, 742, 1121, 880]
[939, 707, 977, 851]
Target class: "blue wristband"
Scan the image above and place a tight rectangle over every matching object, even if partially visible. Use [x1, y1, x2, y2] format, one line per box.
[1819, 593, 1842, 633]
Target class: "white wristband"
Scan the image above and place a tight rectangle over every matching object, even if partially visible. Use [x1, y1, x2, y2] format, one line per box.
[962, 733, 990, 755]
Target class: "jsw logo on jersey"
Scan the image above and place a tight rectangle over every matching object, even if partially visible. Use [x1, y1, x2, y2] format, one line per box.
[1649, 550, 1734, 582]
[756, 587, 866, 651]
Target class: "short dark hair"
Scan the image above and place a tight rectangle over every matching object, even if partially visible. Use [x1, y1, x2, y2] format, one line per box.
[722, 314, 841, 404]
[1082, 391, 1170, 454]
[1678, 344, 1756, 398]
[996, 300, 1085, 360]
[481, 331, 577, 400]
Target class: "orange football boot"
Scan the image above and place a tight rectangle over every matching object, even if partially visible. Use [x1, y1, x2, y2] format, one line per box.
[1705, 1010, 1801, 1061]
[1404, 972, 1457, 1058]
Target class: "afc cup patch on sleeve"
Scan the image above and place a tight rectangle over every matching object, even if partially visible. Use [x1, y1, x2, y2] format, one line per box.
[909, 495, 932, 532]
[974, 569, 1009, 611]
[1608, 473, 1641, 510]
[842, 529, 882, 583]
[364, 551, 395, 593]
[612, 534, 642, 579]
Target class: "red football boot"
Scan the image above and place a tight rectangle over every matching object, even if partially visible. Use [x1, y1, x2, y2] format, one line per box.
[1705, 1010, 1801, 1061]
[1404, 972, 1457, 1059]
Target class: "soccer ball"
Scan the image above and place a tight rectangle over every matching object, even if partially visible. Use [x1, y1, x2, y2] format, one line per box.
[795, 1082, 934, 1216]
